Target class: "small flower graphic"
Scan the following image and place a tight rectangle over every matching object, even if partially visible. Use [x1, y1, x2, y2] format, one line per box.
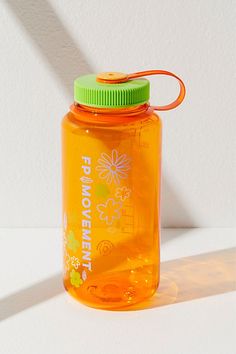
[70, 269, 83, 288]
[97, 198, 122, 225]
[96, 149, 131, 185]
[67, 231, 79, 252]
[64, 254, 80, 271]
[115, 186, 131, 202]
[71, 256, 80, 269]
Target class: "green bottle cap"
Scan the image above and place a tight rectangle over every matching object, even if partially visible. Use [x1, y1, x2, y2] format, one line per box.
[74, 74, 149, 108]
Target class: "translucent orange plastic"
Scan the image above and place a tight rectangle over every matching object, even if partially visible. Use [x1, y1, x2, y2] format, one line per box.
[62, 103, 162, 309]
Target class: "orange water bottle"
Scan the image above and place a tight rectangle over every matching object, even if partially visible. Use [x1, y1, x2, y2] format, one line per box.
[62, 70, 185, 309]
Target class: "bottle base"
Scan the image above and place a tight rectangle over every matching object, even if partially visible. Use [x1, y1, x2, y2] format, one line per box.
[64, 269, 159, 310]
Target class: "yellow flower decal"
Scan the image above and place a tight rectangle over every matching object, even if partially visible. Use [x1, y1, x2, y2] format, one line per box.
[115, 186, 131, 202]
[70, 269, 83, 288]
[67, 231, 79, 252]
[95, 183, 110, 198]
[97, 198, 122, 225]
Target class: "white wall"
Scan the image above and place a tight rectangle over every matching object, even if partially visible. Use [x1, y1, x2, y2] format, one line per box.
[0, 0, 235, 227]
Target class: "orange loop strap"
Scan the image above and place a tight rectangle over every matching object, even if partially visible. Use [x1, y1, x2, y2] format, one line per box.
[128, 70, 186, 111]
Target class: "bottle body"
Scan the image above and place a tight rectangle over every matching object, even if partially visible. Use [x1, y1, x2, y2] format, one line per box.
[62, 104, 162, 309]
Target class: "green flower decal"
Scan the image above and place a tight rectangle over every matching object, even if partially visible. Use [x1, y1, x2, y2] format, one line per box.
[67, 231, 79, 252]
[95, 183, 110, 198]
[70, 269, 83, 288]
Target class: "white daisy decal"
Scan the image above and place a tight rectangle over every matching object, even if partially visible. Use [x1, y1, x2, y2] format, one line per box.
[96, 149, 131, 185]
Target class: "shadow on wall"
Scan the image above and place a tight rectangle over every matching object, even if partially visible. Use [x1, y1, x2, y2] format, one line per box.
[0, 247, 235, 320]
[6, 0, 194, 229]
[161, 177, 195, 228]
[6, 0, 92, 97]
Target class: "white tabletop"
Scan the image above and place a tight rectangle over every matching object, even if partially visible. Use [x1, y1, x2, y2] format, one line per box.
[0, 228, 235, 354]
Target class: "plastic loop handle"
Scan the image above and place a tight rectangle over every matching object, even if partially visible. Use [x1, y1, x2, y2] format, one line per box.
[127, 70, 186, 111]
[96, 70, 186, 111]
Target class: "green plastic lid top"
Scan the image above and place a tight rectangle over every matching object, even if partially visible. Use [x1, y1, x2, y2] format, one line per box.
[74, 74, 150, 108]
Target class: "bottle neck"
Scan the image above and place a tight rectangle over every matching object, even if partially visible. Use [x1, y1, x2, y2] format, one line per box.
[71, 102, 151, 116]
